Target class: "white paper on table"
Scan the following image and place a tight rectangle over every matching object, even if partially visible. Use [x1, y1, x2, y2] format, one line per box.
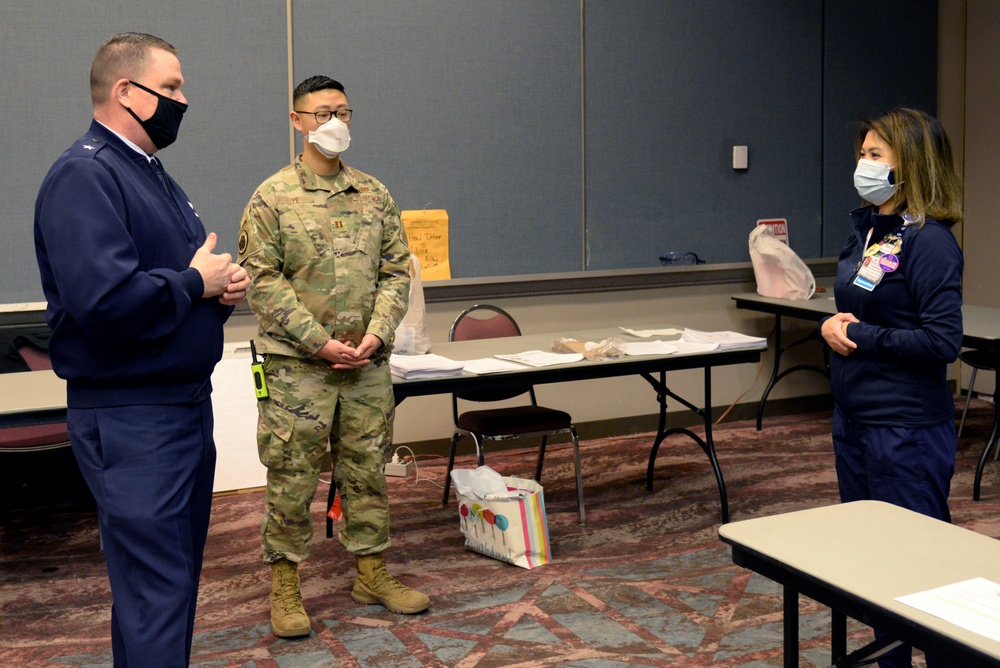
[681, 328, 767, 349]
[389, 353, 463, 371]
[461, 358, 529, 374]
[495, 350, 584, 367]
[671, 340, 721, 354]
[389, 353, 465, 378]
[896, 577, 1000, 642]
[619, 327, 684, 338]
[624, 341, 678, 356]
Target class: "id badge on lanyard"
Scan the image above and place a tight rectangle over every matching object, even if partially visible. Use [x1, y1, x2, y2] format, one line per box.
[853, 227, 903, 292]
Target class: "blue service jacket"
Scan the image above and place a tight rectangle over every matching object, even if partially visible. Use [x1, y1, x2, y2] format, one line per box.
[823, 206, 963, 427]
[34, 120, 232, 407]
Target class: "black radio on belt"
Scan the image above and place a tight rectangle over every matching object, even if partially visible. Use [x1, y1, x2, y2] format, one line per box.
[250, 341, 269, 401]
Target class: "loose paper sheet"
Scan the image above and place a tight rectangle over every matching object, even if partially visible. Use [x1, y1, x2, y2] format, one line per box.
[624, 341, 678, 356]
[896, 577, 1000, 642]
[495, 350, 584, 367]
[462, 358, 529, 374]
[619, 327, 683, 338]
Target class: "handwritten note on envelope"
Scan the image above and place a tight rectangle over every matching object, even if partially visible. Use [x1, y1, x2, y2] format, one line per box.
[401, 209, 451, 280]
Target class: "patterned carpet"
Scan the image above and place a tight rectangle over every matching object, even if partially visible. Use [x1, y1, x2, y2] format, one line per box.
[2, 401, 999, 668]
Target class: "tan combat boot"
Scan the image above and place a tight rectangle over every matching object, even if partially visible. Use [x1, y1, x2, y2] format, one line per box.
[352, 553, 430, 614]
[270, 559, 311, 638]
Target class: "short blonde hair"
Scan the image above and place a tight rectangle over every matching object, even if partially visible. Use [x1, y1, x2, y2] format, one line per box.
[855, 107, 963, 227]
[90, 32, 177, 106]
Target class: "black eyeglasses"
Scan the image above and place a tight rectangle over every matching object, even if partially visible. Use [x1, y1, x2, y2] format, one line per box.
[294, 109, 352, 123]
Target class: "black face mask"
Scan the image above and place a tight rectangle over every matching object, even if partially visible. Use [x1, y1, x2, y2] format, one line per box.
[125, 80, 188, 150]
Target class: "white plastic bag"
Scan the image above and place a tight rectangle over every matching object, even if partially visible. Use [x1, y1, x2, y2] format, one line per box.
[393, 255, 431, 354]
[748, 225, 816, 300]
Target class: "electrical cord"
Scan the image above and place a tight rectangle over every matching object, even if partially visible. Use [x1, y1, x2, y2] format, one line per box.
[391, 445, 446, 489]
[712, 322, 774, 425]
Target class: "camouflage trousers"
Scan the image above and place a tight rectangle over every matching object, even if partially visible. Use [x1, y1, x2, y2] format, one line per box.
[257, 354, 395, 563]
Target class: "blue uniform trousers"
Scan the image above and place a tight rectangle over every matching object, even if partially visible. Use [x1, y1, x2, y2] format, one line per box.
[68, 398, 217, 668]
[832, 406, 957, 668]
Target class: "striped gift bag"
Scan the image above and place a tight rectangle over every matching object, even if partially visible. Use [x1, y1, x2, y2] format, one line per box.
[456, 476, 552, 569]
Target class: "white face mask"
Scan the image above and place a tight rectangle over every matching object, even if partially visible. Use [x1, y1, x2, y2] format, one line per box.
[853, 158, 898, 206]
[307, 117, 351, 158]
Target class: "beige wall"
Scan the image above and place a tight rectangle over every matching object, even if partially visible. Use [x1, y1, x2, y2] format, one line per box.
[962, 0, 1000, 309]
[941, 0, 998, 397]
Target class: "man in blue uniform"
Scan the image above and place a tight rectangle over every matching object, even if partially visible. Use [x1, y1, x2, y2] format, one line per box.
[33, 32, 248, 667]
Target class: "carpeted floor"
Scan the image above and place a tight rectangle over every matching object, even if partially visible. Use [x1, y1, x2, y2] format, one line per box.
[2, 401, 999, 667]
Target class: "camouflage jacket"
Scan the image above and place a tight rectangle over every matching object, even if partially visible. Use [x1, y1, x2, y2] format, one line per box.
[238, 156, 410, 359]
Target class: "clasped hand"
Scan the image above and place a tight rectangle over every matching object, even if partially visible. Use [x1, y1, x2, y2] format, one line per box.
[189, 233, 249, 305]
[318, 334, 383, 370]
[821, 312, 859, 356]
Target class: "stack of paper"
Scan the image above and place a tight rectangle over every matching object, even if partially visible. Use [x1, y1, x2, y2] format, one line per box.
[681, 328, 767, 350]
[389, 353, 465, 379]
[461, 358, 528, 374]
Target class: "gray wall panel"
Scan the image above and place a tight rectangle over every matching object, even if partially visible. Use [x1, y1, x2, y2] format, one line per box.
[2, 1, 289, 303]
[292, 0, 584, 279]
[821, 0, 938, 256]
[584, 0, 824, 269]
[0, 1, 940, 303]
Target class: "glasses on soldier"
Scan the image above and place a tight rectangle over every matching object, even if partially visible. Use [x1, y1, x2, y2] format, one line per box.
[294, 109, 352, 123]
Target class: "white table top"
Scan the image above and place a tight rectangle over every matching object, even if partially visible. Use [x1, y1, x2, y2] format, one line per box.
[734, 292, 1000, 352]
[392, 324, 765, 396]
[0, 369, 66, 416]
[0, 354, 267, 494]
[720, 500, 1000, 660]
[1, 325, 766, 417]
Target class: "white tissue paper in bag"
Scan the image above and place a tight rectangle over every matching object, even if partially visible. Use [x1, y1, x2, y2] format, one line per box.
[450, 466, 526, 501]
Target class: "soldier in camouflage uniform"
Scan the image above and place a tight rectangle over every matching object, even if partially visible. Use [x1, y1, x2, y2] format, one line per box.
[238, 75, 429, 638]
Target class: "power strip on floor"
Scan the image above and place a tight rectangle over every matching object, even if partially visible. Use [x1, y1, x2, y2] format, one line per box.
[385, 460, 414, 477]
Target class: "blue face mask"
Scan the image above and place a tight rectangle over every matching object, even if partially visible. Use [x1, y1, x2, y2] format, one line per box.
[854, 159, 898, 206]
[125, 80, 188, 150]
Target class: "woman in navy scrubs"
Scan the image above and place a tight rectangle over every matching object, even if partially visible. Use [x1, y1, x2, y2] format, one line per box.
[821, 107, 964, 668]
